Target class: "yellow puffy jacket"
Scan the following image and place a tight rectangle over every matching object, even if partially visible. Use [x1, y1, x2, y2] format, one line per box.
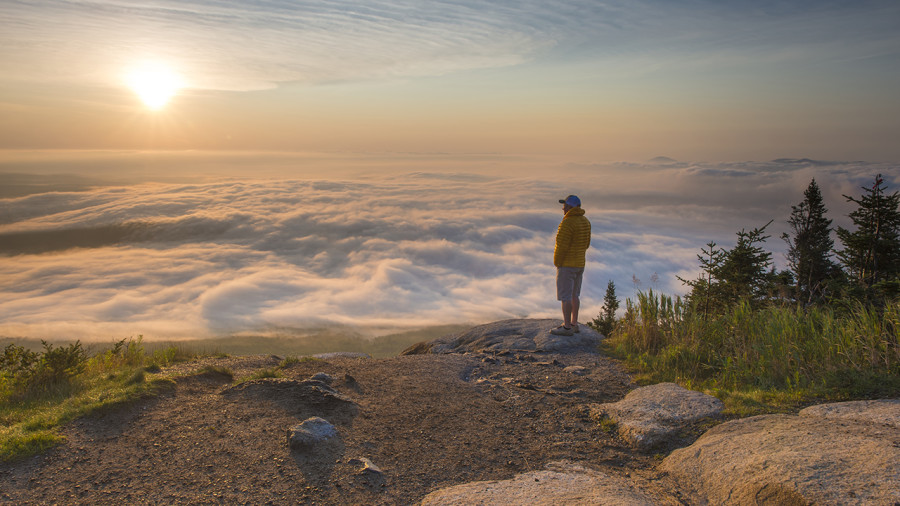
[554, 207, 591, 268]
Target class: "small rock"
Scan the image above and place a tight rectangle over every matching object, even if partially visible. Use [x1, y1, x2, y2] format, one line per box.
[590, 382, 723, 450]
[310, 372, 333, 384]
[288, 417, 337, 450]
[563, 365, 587, 376]
[513, 381, 536, 390]
[349, 457, 383, 475]
[350, 457, 385, 486]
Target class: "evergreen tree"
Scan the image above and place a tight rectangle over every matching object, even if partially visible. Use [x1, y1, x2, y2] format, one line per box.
[716, 220, 776, 306]
[836, 174, 900, 291]
[782, 179, 838, 305]
[590, 280, 619, 336]
[679, 241, 726, 317]
[681, 222, 777, 316]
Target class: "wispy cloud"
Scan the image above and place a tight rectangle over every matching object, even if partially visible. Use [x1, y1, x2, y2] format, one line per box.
[1, 156, 894, 340]
[1, 0, 562, 90]
[3, 1, 897, 90]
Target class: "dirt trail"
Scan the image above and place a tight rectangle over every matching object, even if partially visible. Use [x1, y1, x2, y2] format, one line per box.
[0, 350, 670, 505]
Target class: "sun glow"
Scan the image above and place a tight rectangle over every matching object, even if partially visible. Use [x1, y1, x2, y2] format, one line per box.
[126, 64, 183, 110]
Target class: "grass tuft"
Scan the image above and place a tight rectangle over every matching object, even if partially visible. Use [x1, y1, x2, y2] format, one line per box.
[237, 368, 282, 384]
[603, 292, 900, 414]
[279, 356, 302, 368]
[0, 429, 62, 462]
[598, 417, 618, 435]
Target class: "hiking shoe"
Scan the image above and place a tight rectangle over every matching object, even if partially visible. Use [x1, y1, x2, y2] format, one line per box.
[550, 325, 574, 336]
[572, 324, 581, 333]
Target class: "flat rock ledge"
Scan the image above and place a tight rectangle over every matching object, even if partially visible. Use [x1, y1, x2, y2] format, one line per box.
[799, 398, 900, 427]
[589, 382, 724, 450]
[662, 399, 900, 505]
[401, 319, 603, 355]
[419, 461, 665, 506]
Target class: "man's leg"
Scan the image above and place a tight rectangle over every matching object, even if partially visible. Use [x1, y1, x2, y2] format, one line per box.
[571, 268, 584, 328]
[571, 296, 580, 327]
[557, 267, 574, 329]
[561, 300, 573, 327]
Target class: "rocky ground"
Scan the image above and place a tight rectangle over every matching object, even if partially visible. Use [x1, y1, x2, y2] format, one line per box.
[2, 319, 897, 505]
[0, 322, 676, 505]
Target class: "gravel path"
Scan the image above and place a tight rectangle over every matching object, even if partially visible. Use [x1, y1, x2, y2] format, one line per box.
[0, 350, 667, 505]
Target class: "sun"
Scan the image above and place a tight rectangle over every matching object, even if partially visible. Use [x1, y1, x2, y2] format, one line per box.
[126, 64, 183, 110]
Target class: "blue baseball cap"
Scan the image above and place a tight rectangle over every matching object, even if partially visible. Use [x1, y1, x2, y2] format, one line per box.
[559, 195, 581, 207]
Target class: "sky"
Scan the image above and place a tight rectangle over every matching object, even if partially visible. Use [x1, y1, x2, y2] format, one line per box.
[1, 1, 899, 341]
[1, 0, 900, 160]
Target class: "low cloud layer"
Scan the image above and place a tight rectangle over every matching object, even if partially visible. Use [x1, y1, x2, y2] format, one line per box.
[0, 157, 895, 340]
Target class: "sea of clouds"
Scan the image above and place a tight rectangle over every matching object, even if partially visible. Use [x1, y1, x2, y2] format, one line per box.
[0, 155, 895, 340]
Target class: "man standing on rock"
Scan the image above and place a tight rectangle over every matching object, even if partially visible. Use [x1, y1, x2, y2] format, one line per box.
[552, 195, 591, 336]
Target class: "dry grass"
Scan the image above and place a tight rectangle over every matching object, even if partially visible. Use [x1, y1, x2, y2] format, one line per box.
[604, 292, 900, 413]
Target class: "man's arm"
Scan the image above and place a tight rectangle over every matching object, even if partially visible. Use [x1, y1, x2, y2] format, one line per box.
[585, 220, 591, 250]
[554, 219, 572, 267]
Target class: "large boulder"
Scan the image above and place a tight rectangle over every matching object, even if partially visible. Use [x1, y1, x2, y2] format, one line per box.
[401, 319, 602, 355]
[662, 400, 900, 505]
[799, 398, 900, 427]
[419, 461, 666, 506]
[589, 382, 724, 450]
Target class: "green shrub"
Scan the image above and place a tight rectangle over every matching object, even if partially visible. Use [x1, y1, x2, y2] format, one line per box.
[93, 336, 146, 371]
[1, 341, 87, 400]
[0, 336, 198, 462]
[38, 341, 86, 382]
[1, 344, 39, 379]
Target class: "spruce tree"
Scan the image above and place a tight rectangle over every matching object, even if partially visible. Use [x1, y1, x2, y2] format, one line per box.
[590, 280, 619, 336]
[782, 179, 838, 305]
[717, 221, 776, 307]
[680, 222, 776, 315]
[836, 174, 900, 290]
[679, 241, 726, 317]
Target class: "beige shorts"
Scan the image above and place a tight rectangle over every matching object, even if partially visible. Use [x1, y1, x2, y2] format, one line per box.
[556, 267, 584, 302]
